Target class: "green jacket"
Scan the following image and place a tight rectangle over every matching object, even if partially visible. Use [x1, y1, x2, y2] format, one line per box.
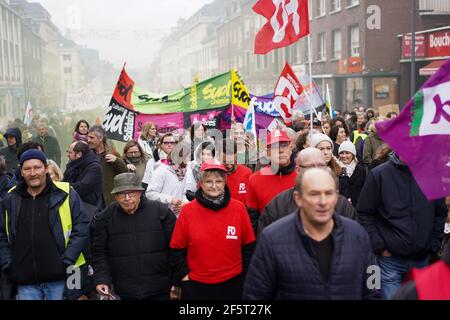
[363, 132, 384, 167]
[98, 146, 128, 206]
[32, 134, 61, 167]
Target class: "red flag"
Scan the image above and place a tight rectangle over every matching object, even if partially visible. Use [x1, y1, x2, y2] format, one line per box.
[112, 64, 135, 110]
[253, 0, 310, 55]
[273, 62, 304, 126]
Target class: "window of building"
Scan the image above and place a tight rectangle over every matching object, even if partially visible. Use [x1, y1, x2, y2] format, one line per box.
[64, 67, 72, 74]
[63, 54, 71, 61]
[256, 55, 262, 70]
[285, 45, 291, 63]
[345, 77, 363, 110]
[273, 49, 280, 74]
[331, 0, 341, 12]
[263, 54, 269, 69]
[292, 42, 302, 64]
[350, 25, 360, 57]
[316, 0, 326, 17]
[332, 29, 342, 59]
[347, 0, 359, 8]
[317, 33, 326, 61]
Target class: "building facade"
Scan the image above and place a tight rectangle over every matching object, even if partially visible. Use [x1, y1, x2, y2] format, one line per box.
[0, 0, 24, 120]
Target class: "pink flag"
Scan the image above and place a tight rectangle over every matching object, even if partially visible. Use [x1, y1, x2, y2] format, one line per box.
[375, 59, 450, 200]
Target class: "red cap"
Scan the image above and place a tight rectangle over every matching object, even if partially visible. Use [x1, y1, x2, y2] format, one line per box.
[200, 160, 227, 173]
[267, 130, 291, 145]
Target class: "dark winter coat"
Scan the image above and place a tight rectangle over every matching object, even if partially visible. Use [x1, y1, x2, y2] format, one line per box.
[91, 196, 177, 299]
[259, 188, 356, 234]
[243, 212, 380, 300]
[63, 150, 103, 207]
[0, 128, 22, 174]
[0, 178, 89, 278]
[338, 162, 367, 206]
[31, 133, 61, 167]
[356, 154, 448, 259]
[0, 175, 13, 201]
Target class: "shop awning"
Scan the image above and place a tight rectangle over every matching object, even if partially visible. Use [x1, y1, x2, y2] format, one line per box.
[419, 60, 446, 76]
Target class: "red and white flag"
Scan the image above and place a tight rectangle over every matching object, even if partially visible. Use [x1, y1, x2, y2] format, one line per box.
[273, 62, 304, 126]
[253, 0, 310, 54]
[23, 101, 33, 127]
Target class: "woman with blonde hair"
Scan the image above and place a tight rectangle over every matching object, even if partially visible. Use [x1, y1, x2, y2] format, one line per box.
[138, 122, 158, 157]
[47, 159, 63, 182]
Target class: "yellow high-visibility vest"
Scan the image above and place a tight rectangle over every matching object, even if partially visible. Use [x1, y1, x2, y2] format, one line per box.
[5, 182, 85, 267]
[352, 131, 367, 144]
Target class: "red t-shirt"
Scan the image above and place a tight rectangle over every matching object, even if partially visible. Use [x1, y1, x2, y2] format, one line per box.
[170, 198, 255, 284]
[246, 167, 297, 211]
[227, 165, 252, 205]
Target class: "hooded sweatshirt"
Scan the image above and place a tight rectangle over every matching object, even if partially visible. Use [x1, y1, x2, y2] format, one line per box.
[0, 128, 22, 174]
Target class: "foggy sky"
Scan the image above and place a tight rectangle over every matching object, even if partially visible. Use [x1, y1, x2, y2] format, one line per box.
[38, 0, 213, 69]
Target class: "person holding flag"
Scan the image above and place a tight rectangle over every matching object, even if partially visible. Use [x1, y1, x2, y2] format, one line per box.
[357, 59, 450, 299]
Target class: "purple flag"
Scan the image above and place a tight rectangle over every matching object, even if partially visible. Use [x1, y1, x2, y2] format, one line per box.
[375, 58, 450, 200]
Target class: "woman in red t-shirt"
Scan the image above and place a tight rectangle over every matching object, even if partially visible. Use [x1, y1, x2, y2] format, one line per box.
[170, 161, 255, 300]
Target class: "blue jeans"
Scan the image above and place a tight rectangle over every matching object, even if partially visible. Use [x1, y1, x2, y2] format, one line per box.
[378, 255, 428, 300]
[18, 281, 65, 300]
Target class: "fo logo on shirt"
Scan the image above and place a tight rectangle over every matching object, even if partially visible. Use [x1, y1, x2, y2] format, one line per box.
[226, 226, 238, 240]
[238, 183, 247, 194]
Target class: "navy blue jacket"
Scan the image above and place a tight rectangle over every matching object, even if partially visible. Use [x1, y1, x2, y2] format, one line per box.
[356, 154, 447, 259]
[0, 179, 90, 271]
[243, 212, 380, 300]
[0, 175, 13, 201]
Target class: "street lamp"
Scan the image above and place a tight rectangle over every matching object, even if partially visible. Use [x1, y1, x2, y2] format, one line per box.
[411, 0, 416, 98]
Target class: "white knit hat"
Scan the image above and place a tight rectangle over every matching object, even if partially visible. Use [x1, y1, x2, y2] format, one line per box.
[310, 133, 334, 149]
[338, 141, 356, 156]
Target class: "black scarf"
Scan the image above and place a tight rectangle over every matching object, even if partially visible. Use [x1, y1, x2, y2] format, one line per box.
[271, 156, 296, 175]
[195, 185, 231, 211]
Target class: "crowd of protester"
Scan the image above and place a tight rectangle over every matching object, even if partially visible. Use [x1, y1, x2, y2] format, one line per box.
[0, 105, 448, 300]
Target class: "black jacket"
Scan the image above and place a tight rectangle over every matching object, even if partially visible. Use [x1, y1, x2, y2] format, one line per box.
[63, 150, 103, 207]
[338, 162, 367, 206]
[0, 177, 89, 279]
[91, 196, 177, 299]
[356, 154, 448, 259]
[0, 128, 22, 174]
[243, 212, 380, 300]
[8, 178, 66, 284]
[0, 175, 13, 201]
[259, 188, 356, 234]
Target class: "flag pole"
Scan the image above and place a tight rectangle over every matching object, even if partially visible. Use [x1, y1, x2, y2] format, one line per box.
[307, 34, 314, 138]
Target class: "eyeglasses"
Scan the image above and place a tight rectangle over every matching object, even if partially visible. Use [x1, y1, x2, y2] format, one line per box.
[162, 141, 176, 145]
[297, 164, 328, 169]
[116, 191, 139, 199]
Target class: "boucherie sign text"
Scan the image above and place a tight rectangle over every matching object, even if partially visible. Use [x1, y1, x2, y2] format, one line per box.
[402, 29, 450, 59]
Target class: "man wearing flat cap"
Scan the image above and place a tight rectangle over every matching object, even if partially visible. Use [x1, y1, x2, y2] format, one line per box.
[91, 172, 177, 300]
[0, 149, 89, 300]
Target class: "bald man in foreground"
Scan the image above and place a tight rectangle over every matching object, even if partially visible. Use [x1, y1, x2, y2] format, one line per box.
[243, 168, 380, 300]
